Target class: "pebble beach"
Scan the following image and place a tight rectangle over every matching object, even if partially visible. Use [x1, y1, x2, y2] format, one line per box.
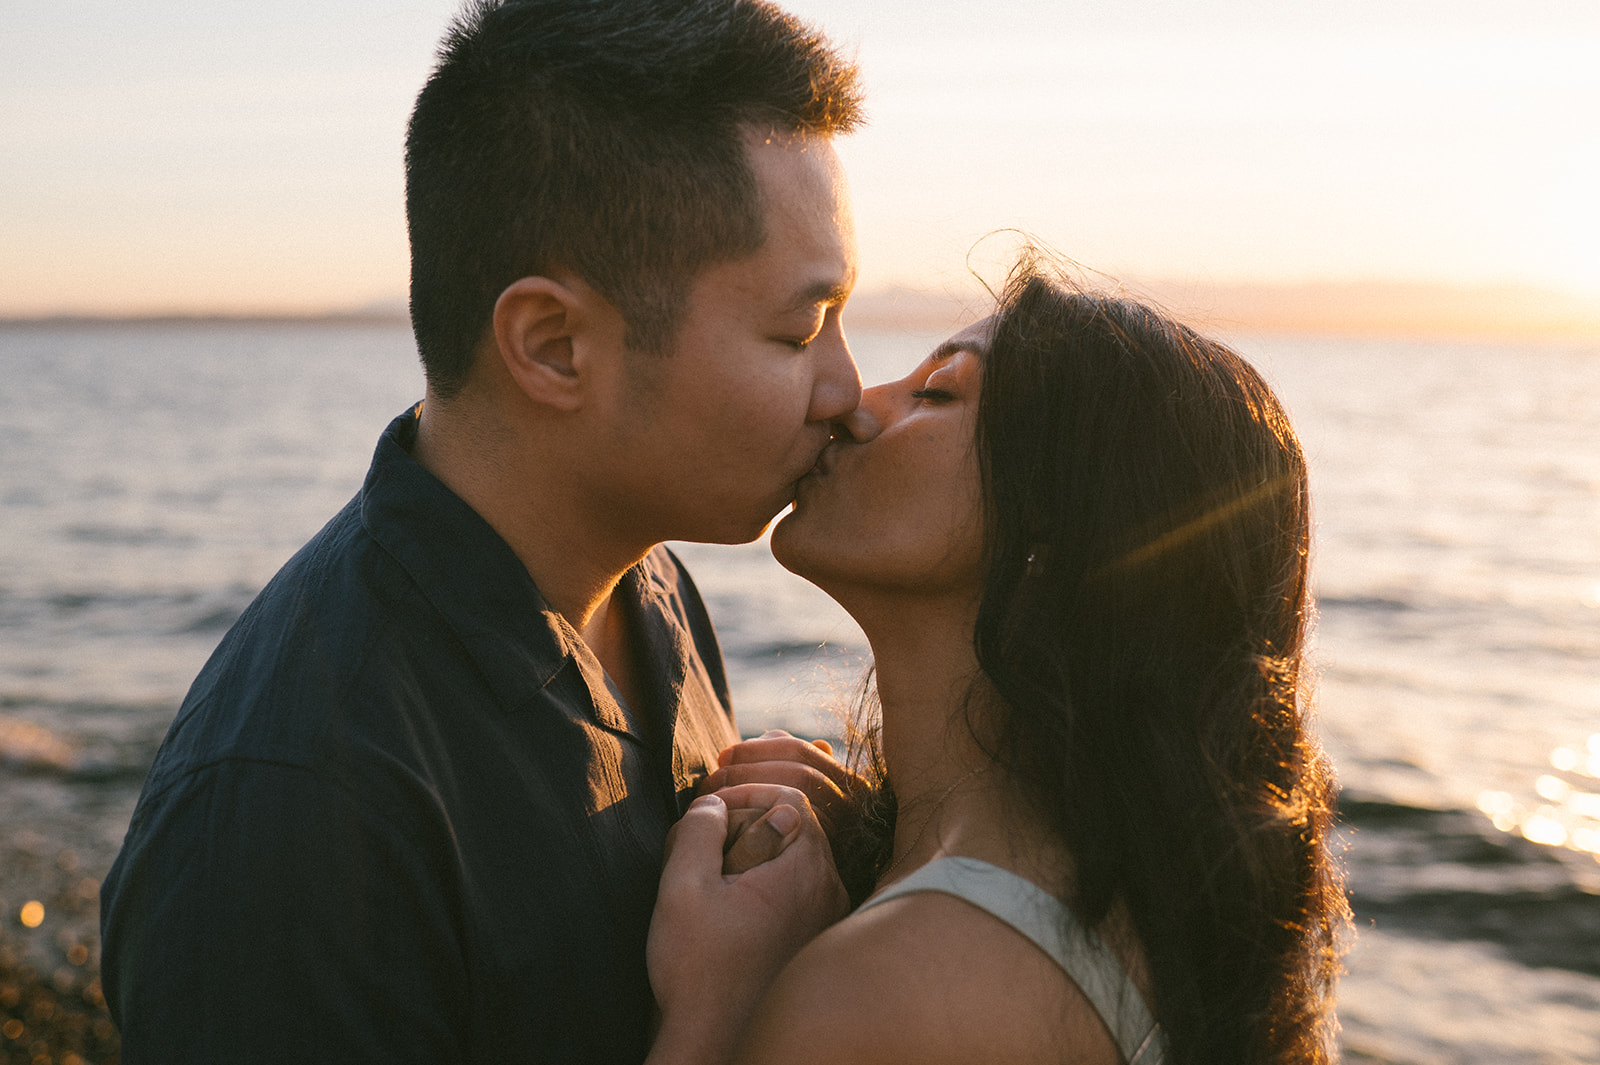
[0, 828, 120, 1064]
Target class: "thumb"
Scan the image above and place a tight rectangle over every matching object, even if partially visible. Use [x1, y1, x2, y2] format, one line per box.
[721, 803, 802, 875]
[661, 793, 731, 889]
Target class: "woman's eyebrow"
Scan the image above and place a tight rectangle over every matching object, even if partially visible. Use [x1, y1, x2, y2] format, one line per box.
[929, 340, 983, 363]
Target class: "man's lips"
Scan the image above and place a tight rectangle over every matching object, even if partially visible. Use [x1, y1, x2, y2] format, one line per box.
[802, 439, 839, 480]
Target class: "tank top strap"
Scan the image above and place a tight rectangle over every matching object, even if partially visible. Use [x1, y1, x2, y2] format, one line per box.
[857, 855, 1168, 1065]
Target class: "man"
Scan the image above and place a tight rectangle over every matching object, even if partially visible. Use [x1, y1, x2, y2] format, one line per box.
[100, 1, 864, 1059]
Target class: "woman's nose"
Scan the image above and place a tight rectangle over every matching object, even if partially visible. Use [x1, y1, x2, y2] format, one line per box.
[835, 386, 884, 443]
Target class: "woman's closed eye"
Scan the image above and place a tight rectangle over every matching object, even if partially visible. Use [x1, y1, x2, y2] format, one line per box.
[911, 388, 955, 402]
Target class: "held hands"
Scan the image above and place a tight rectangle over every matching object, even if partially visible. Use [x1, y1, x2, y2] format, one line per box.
[699, 729, 865, 844]
[646, 784, 848, 1065]
[721, 805, 791, 875]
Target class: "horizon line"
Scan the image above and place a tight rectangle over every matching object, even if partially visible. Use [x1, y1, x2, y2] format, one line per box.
[4, 278, 1599, 341]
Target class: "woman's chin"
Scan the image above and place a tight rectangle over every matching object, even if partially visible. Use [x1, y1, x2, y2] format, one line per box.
[770, 510, 848, 590]
[768, 508, 814, 577]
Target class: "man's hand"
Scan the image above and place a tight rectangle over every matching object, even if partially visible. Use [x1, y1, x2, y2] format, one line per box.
[720, 802, 801, 875]
[698, 729, 865, 843]
[646, 785, 848, 1065]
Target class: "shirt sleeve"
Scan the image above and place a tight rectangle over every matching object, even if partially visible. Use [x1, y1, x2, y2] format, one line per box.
[101, 758, 470, 1064]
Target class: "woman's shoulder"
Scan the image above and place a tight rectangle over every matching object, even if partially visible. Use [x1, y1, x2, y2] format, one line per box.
[733, 881, 1122, 1065]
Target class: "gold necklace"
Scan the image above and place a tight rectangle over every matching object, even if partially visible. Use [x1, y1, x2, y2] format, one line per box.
[875, 764, 988, 889]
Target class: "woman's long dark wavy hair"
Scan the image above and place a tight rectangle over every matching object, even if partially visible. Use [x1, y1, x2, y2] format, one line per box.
[953, 259, 1347, 1063]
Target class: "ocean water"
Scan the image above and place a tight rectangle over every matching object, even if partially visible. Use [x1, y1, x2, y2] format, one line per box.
[1, 319, 1597, 1062]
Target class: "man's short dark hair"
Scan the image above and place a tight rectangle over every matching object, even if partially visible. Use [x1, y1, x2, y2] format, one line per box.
[405, 0, 864, 396]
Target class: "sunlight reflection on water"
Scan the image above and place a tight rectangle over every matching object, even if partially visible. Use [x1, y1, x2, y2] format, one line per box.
[1478, 735, 1600, 862]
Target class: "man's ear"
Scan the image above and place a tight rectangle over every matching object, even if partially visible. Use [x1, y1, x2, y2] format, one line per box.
[491, 276, 608, 412]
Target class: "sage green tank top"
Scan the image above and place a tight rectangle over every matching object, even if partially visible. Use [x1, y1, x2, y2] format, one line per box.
[856, 855, 1168, 1065]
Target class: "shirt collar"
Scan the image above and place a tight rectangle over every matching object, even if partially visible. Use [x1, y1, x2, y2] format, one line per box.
[359, 405, 577, 712]
[355, 407, 708, 747]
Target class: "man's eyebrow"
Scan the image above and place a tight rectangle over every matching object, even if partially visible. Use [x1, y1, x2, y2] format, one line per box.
[782, 280, 852, 314]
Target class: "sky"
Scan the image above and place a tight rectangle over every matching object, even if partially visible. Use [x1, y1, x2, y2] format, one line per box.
[2, 0, 1598, 316]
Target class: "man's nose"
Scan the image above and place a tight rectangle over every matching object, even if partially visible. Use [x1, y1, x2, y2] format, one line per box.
[808, 330, 862, 425]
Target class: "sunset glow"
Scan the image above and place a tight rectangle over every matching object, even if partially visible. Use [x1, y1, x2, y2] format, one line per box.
[2, 0, 1597, 327]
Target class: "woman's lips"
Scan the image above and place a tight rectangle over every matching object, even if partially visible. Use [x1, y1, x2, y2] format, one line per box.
[803, 441, 838, 480]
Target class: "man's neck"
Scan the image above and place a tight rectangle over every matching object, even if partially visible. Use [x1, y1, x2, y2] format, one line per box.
[583, 588, 648, 716]
[411, 392, 653, 678]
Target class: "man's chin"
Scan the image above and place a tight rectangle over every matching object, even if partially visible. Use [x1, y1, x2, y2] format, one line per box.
[682, 507, 785, 547]
[703, 521, 775, 547]
[667, 487, 804, 547]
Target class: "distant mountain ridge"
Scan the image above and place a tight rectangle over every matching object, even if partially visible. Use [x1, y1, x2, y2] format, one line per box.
[843, 280, 1600, 340]
[5, 282, 1598, 340]
[1137, 280, 1600, 340]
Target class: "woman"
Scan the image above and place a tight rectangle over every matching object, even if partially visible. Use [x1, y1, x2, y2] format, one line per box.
[647, 259, 1347, 1065]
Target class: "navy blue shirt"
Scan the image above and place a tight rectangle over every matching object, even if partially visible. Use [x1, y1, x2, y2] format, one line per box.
[100, 407, 740, 1063]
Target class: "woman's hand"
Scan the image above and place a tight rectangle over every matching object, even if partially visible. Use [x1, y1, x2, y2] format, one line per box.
[699, 729, 865, 843]
[645, 784, 849, 1065]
